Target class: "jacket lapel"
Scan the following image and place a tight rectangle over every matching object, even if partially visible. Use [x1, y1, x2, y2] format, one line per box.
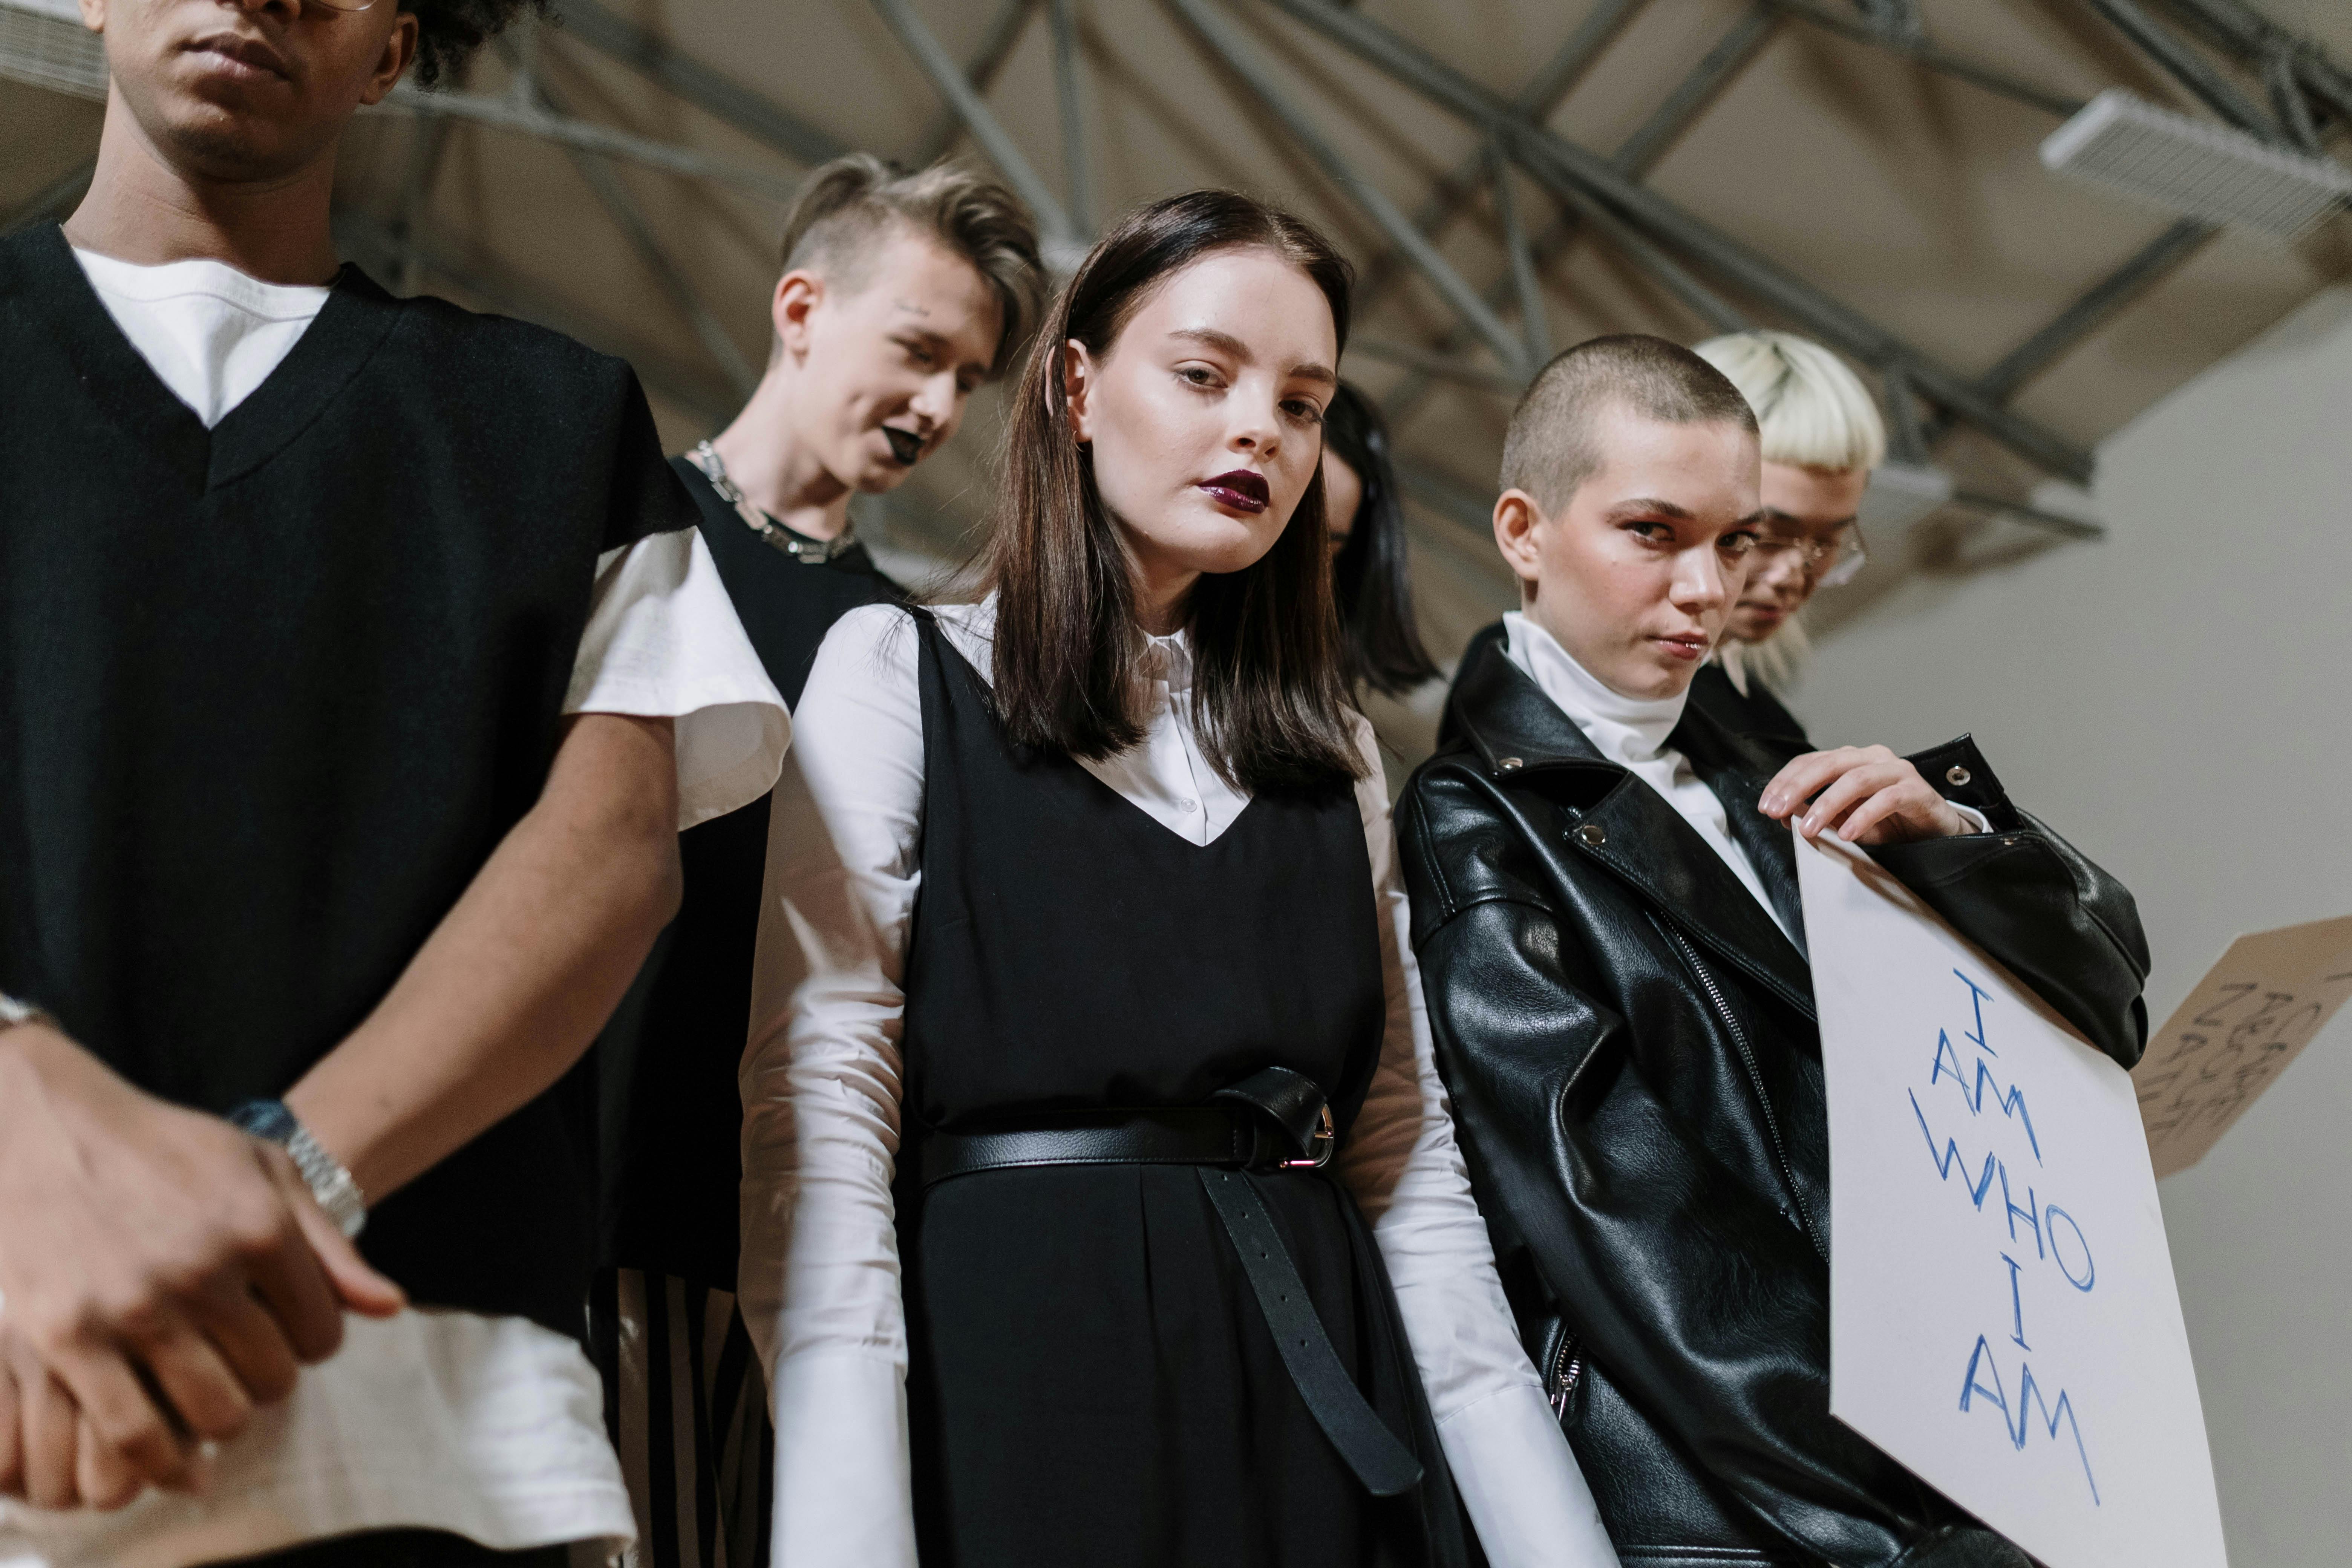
[1450, 640, 1816, 1019]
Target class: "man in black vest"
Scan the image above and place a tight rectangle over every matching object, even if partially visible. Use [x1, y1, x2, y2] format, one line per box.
[0, 0, 784, 1562]
[591, 151, 1041, 1568]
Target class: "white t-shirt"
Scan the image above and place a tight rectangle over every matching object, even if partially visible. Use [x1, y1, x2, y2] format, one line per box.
[0, 251, 792, 1568]
[738, 598, 1622, 1568]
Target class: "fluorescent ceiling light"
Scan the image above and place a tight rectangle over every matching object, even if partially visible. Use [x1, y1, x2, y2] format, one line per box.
[2041, 88, 2352, 242]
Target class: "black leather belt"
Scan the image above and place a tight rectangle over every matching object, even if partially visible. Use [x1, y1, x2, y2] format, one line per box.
[918, 1067, 1423, 1498]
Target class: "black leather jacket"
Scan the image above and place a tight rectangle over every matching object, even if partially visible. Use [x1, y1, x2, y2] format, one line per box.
[1400, 639, 2150, 1568]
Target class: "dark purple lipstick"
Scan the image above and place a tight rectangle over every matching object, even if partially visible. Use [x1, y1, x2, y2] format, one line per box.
[1197, 469, 1270, 514]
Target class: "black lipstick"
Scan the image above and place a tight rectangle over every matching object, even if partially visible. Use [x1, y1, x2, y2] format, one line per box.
[882, 427, 925, 466]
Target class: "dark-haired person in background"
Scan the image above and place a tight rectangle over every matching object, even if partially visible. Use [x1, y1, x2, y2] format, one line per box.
[590, 152, 1043, 1568]
[741, 193, 1614, 1567]
[1399, 336, 2148, 1568]
[1320, 381, 1439, 700]
[0, 0, 787, 1562]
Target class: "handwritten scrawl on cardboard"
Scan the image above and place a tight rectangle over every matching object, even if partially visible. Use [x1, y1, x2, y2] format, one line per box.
[1795, 830, 2225, 1568]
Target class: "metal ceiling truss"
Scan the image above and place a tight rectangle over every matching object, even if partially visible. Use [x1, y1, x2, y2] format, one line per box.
[14, 0, 2352, 547]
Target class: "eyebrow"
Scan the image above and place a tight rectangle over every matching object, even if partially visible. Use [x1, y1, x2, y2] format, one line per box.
[1169, 326, 1338, 387]
[1605, 496, 1697, 521]
[1758, 506, 1860, 529]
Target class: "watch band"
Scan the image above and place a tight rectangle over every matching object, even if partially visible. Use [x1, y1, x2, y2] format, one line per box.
[229, 1099, 369, 1239]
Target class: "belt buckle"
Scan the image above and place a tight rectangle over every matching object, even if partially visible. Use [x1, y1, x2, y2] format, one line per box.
[1280, 1106, 1337, 1170]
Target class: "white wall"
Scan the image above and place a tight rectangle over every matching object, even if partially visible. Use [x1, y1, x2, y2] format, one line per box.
[1793, 287, 2352, 1565]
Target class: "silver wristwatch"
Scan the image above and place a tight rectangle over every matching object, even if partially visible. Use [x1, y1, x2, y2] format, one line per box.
[230, 1099, 369, 1239]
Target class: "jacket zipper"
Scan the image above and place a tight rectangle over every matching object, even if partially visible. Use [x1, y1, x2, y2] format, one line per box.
[1545, 1329, 1585, 1419]
[1661, 922, 1828, 1264]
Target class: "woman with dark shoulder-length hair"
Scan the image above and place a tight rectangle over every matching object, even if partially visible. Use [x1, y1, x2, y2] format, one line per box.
[1321, 380, 1440, 697]
[740, 191, 1616, 1568]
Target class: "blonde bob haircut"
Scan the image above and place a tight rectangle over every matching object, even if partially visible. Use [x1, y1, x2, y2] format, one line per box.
[1692, 330, 1886, 474]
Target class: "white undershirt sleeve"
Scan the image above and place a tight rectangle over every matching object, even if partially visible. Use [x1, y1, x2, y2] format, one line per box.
[740, 605, 926, 1568]
[1333, 717, 1622, 1568]
[567, 528, 789, 828]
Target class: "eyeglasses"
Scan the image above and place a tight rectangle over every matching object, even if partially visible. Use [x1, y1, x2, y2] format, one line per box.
[1749, 523, 1868, 589]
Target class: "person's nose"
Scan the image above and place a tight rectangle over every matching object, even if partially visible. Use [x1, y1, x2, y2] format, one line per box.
[1227, 389, 1282, 464]
[907, 371, 959, 433]
[1670, 544, 1732, 619]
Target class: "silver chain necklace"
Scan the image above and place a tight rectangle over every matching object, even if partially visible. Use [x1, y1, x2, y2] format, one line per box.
[687, 441, 859, 565]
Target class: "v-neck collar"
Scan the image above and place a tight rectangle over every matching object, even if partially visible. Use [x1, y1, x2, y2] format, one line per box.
[20, 224, 402, 492]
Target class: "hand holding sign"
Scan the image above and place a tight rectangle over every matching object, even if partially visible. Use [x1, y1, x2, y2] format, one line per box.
[1798, 827, 2225, 1568]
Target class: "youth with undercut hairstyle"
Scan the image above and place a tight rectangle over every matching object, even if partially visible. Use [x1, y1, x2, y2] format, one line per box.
[741, 190, 1616, 1568]
[1397, 334, 2151, 1568]
[588, 153, 1043, 1566]
[0, 0, 789, 1562]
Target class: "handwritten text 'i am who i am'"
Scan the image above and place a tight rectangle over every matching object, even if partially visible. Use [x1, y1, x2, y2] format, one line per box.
[1908, 969, 2100, 1504]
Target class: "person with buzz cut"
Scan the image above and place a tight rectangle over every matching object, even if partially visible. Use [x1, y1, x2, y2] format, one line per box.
[1398, 335, 2150, 1568]
[0, 0, 789, 1562]
[1685, 329, 1888, 746]
[589, 152, 1044, 1568]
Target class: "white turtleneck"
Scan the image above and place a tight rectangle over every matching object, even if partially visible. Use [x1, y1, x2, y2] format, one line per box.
[1503, 611, 1797, 944]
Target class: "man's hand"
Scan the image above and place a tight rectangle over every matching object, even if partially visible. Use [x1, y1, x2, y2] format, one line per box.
[1760, 745, 1970, 847]
[0, 1021, 404, 1506]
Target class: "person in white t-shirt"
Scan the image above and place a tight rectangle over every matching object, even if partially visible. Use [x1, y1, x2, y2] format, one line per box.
[0, 0, 786, 1566]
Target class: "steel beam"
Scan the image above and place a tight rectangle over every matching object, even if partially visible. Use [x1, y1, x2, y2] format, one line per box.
[1265, 0, 2097, 481]
[2264, 44, 2323, 154]
[1348, 337, 1528, 394]
[550, 0, 846, 167]
[1487, 142, 1549, 368]
[1609, 2, 1779, 176]
[1974, 218, 2214, 403]
[1767, 0, 2086, 118]
[381, 86, 803, 202]
[1951, 488, 2106, 541]
[911, 0, 1036, 167]
[2, 157, 93, 233]
[870, 0, 1074, 244]
[525, 47, 760, 397]
[1046, 0, 1095, 235]
[1167, 0, 1530, 376]
[2084, 0, 2282, 142]
[2147, 0, 2352, 131]
[1351, 0, 1652, 309]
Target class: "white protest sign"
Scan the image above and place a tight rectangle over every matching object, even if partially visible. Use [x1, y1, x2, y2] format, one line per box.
[1798, 828, 2226, 1568]
[2133, 915, 2352, 1178]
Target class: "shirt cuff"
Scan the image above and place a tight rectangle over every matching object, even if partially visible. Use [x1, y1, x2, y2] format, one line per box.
[769, 1352, 916, 1568]
[1438, 1383, 1622, 1568]
[565, 529, 790, 828]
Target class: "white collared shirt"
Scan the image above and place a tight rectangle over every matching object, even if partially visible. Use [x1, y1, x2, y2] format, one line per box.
[739, 596, 1620, 1568]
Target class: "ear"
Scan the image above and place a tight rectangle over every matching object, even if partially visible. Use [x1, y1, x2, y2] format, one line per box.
[75, 0, 102, 32]
[1061, 340, 1097, 444]
[771, 271, 824, 363]
[1493, 488, 1546, 588]
[358, 12, 420, 106]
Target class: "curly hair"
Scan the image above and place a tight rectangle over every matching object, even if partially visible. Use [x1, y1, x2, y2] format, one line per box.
[403, 0, 548, 89]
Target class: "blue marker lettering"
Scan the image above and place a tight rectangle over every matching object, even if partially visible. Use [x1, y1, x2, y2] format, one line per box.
[1954, 969, 1995, 1056]
[2046, 1205, 2095, 1292]
[1995, 1160, 2043, 1257]
[2002, 1253, 2029, 1349]
[1911, 1092, 1998, 1208]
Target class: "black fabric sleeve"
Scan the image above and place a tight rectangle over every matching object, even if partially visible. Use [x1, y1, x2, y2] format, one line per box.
[600, 365, 701, 556]
[1882, 737, 2152, 1069]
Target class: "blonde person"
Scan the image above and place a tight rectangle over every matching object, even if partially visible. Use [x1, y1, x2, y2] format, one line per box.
[1685, 329, 1885, 744]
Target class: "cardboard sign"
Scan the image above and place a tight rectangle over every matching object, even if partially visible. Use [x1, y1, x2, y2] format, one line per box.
[2133, 915, 2352, 1178]
[1798, 828, 2226, 1568]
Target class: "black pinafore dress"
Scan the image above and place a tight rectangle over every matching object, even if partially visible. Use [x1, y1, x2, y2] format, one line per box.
[894, 613, 1468, 1567]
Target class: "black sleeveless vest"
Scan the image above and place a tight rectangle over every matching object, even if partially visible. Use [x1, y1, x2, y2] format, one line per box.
[0, 225, 690, 1336]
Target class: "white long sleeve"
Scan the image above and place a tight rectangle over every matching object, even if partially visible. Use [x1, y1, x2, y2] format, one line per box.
[740, 600, 1616, 1567]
